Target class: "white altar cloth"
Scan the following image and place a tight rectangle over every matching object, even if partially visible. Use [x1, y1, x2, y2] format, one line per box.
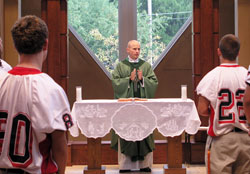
[69, 98, 201, 141]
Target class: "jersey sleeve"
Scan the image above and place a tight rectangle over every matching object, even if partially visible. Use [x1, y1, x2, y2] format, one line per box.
[31, 74, 73, 133]
[246, 66, 250, 86]
[196, 69, 218, 102]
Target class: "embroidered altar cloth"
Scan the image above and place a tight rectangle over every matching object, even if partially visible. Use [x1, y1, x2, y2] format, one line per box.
[69, 98, 201, 141]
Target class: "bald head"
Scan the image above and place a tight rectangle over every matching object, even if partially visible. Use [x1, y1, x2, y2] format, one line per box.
[127, 40, 140, 60]
[127, 40, 140, 48]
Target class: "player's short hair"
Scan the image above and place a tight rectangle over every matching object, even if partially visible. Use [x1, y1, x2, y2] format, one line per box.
[219, 34, 240, 61]
[11, 15, 48, 54]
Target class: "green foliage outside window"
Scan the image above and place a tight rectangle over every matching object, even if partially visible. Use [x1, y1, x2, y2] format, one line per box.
[68, 0, 192, 73]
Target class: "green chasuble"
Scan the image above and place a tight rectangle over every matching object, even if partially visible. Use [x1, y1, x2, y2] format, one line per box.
[111, 58, 158, 162]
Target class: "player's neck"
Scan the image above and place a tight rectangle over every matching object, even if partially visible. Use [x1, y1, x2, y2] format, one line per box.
[220, 57, 237, 64]
[17, 51, 46, 71]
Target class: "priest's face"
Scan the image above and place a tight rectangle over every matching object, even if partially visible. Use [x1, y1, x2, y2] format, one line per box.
[127, 40, 140, 60]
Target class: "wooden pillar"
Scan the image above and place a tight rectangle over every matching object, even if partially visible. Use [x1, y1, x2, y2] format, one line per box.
[41, 0, 68, 91]
[0, 0, 19, 67]
[238, 0, 250, 67]
[20, 0, 41, 17]
[164, 136, 186, 174]
[118, 0, 137, 60]
[193, 0, 219, 142]
[84, 138, 105, 174]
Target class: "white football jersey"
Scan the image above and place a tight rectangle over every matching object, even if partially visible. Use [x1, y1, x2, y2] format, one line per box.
[196, 64, 248, 136]
[0, 67, 73, 174]
[246, 65, 250, 85]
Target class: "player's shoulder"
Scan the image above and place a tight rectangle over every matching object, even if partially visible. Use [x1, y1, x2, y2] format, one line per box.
[238, 65, 248, 73]
[0, 69, 8, 84]
[206, 66, 225, 75]
[199, 67, 220, 83]
[33, 73, 65, 93]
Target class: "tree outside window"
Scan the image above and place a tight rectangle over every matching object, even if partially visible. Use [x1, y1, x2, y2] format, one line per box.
[68, 0, 192, 73]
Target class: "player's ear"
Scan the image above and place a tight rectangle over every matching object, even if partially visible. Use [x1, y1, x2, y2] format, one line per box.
[43, 39, 49, 51]
[217, 48, 222, 57]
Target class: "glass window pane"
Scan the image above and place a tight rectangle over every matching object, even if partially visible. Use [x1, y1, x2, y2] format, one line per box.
[137, 0, 192, 65]
[68, 0, 192, 73]
[68, 0, 118, 72]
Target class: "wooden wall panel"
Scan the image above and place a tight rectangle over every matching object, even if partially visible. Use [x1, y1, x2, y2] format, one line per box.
[60, 35, 68, 90]
[238, 0, 250, 68]
[20, 0, 41, 17]
[213, 0, 219, 33]
[200, 1, 213, 75]
[154, 24, 193, 99]
[193, 0, 220, 142]
[60, 0, 68, 91]
[68, 29, 114, 106]
[193, 0, 200, 33]
[67, 141, 205, 165]
[213, 34, 220, 66]
[60, 1, 67, 34]
[41, 0, 68, 91]
[1, 0, 19, 67]
[47, 1, 61, 80]
[193, 34, 201, 76]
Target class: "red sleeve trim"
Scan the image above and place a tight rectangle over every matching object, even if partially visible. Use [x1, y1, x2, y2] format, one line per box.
[208, 106, 216, 137]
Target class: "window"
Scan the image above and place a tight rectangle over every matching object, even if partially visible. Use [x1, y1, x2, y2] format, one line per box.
[137, 0, 192, 65]
[68, 0, 118, 72]
[68, 0, 192, 73]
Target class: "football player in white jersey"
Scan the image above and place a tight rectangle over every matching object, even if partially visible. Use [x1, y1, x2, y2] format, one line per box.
[196, 34, 250, 174]
[0, 15, 73, 174]
[244, 66, 250, 134]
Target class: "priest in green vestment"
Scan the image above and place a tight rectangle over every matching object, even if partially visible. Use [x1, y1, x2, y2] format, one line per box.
[111, 40, 158, 173]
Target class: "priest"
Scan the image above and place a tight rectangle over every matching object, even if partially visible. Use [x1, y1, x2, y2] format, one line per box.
[111, 40, 158, 173]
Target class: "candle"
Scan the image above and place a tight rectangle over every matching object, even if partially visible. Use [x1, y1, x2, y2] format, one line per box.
[181, 85, 187, 100]
[76, 86, 82, 101]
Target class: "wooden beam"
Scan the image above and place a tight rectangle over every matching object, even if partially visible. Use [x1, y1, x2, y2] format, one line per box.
[41, 0, 68, 91]
[118, 0, 137, 60]
[67, 141, 205, 165]
[164, 136, 186, 174]
[84, 138, 105, 174]
[193, 0, 220, 142]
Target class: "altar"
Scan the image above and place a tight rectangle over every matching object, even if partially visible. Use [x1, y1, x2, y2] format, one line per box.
[69, 98, 201, 174]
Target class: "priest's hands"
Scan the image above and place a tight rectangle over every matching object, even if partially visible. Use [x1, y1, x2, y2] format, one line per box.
[130, 69, 143, 81]
[137, 70, 143, 80]
[130, 69, 136, 81]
